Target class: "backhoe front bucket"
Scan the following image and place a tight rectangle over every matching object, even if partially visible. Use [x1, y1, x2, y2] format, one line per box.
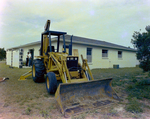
[55, 78, 120, 117]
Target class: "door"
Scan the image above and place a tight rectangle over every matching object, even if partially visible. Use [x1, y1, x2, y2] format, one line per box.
[29, 49, 34, 65]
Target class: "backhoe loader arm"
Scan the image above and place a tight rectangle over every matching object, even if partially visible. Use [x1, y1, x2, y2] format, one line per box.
[48, 53, 69, 83]
[44, 20, 51, 31]
[81, 55, 94, 80]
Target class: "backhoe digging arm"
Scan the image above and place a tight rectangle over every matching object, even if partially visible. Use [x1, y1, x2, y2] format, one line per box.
[18, 70, 32, 80]
[81, 55, 94, 80]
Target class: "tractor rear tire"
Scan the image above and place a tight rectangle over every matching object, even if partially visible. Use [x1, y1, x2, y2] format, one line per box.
[32, 59, 45, 83]
[46, 72, 57, 94]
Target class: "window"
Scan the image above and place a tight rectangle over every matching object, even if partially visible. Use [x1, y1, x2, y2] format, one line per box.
[118, 51, 122, 58]
[87, 48, 92, 63]
[102, 49, 108, 58]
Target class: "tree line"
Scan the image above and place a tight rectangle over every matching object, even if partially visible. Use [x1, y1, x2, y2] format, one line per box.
[0, 48, 6, 60]
[131, 25, 150, 72]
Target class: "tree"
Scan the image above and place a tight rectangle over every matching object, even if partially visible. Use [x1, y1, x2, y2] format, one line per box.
[0, 48, 6, 60]
[131, 26, 150, 71]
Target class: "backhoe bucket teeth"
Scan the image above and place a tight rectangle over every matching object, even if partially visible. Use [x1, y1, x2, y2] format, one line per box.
[55, 78, 120, 117]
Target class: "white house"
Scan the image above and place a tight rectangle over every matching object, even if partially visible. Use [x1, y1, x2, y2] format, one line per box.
[6, 35, 138, 69]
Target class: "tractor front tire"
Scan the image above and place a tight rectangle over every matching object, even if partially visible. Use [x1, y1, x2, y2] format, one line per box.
[32, 59, 45, 83]
[46, 72, 57, 94]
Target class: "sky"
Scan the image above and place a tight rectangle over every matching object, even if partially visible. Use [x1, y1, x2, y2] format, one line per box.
[0, 0, 150, 50]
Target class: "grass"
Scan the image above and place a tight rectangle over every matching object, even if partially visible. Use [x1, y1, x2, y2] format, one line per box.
[126, 79, 150, 99]
[40, 110, 49, 118]
[0, 62, 56, 117]
[25, 107, 32, 115]
[71, 113, 87, 119]
[125, 97, 143, 113]
[92, 67, 150, 113]
[0, 62, 150, 118]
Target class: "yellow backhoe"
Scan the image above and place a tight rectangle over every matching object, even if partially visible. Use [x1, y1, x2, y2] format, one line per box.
[19, 20, 120, 117]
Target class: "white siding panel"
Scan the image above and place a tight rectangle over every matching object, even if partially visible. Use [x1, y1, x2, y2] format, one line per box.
[6, 51, 11, 65]
[13, 50, 19, 68]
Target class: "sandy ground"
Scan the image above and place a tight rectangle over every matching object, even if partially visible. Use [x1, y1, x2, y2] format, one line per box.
[0, 83, 150, 119]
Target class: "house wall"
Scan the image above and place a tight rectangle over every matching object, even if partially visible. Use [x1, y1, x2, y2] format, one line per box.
[22, 44, 41, 62]
[21, 42, 59, 62]
[6, 41, 138, 69]
[66, 43, 137, 69]
[92, 48, 137, 69]
[6, 49, 20, 68]
[13, 50, 19, 68]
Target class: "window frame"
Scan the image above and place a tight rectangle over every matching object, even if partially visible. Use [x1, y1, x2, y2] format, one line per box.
[102, 49, 108, 58]
[86, 47, 92, 63]
[118, 51, 122, 59]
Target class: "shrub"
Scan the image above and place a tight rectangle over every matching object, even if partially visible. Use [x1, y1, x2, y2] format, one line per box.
[136, 79, 150, 86]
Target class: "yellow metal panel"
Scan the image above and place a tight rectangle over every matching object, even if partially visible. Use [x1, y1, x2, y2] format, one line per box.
[69, 78, 88, 83]
[72, 49, 79, 56]
[70, 71, 79, 78]
[18, 70, 32, 81]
